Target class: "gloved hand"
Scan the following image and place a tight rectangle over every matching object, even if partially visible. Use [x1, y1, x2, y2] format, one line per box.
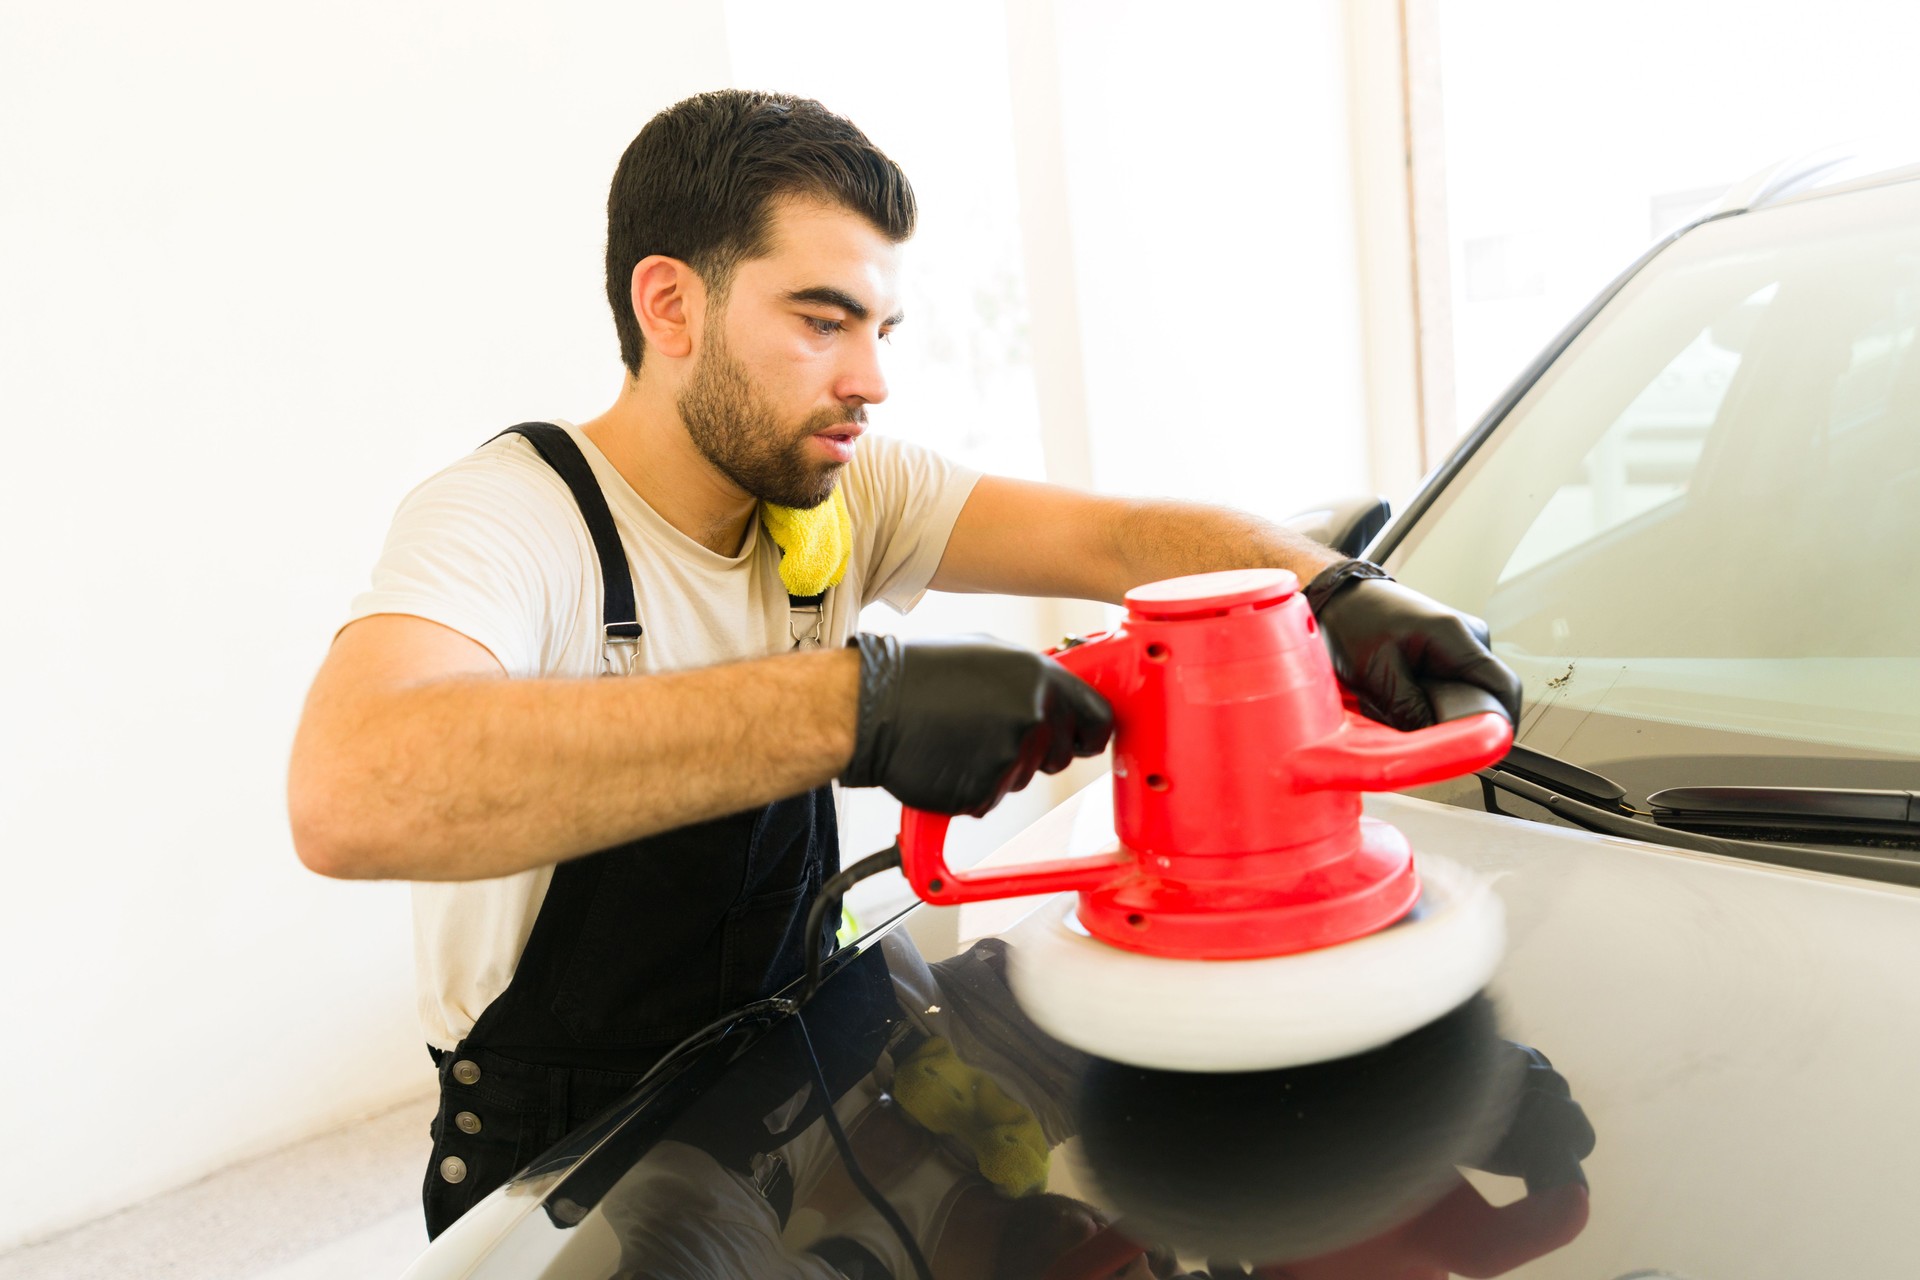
[1305, 560, 1523, 731]
[840, 633, 1114, 816]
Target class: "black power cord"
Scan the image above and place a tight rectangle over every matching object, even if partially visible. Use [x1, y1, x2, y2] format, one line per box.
[623, 997, 797, 1092]
[579, 846, 907, 1119]
[795, 1006, 937, 1280]
[591, 842, 930, 1277]
[792, 839, 941, 1280]
[801, 841, 903, 1004]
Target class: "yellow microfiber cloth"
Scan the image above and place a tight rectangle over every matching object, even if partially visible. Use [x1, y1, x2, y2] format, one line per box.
[891, 1036, 1049, 1197]
[761, 487, 852, 597]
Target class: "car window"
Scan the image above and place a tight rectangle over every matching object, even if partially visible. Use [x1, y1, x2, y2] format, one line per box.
[1387, 181, 1920, 801]
[1498, 316, 1739, 580]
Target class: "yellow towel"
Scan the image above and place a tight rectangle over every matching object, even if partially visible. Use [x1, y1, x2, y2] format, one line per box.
[891, 1036, 1049, 1197]
[761, 488, 851, 597]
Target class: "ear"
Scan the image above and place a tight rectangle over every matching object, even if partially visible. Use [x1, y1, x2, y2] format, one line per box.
[629, 255, 703, 361]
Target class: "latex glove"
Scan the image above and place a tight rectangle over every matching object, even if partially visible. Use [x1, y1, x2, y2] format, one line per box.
[1305, 561, 1523, 731]
[840, 633, 1113, 816]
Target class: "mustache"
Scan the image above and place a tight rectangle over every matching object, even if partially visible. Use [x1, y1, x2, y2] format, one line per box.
[800, 405, 868, 433]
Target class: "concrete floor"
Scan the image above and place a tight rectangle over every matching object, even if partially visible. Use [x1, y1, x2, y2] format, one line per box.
[0, 1091, 437, 1280]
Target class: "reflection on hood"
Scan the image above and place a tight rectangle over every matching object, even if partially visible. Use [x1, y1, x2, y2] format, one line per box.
[475, 924, 1591, 1280]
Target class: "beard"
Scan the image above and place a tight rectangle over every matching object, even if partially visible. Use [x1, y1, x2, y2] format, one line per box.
[677, 329, 863, 510]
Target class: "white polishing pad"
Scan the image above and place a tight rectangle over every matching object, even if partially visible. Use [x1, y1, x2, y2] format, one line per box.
[1004, 854, 1504, 1073]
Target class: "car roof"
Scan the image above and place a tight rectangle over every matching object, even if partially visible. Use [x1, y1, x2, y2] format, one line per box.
[1707, 142, 1920, 219]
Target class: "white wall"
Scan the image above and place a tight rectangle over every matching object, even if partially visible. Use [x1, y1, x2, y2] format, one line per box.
[0, 0, 733, 1248]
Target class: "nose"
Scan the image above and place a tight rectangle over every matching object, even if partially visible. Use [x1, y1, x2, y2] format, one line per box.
[833, 330, 890, 408]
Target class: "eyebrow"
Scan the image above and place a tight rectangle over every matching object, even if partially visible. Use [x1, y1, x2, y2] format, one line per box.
[785, 286, 906, 328]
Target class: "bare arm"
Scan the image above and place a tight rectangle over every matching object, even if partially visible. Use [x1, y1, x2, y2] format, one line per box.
[287, 613, 858, 882]
[929, 475, 1342, 604]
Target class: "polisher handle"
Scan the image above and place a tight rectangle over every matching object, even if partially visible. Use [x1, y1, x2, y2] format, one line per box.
[898, 808, 1131, 906]
[896, 630, 1132, 907]
[1288, 704, 1513, 793]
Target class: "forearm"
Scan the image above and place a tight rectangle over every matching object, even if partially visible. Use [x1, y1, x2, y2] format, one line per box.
[289, 647, 859, 881]
[935, 479, 1345, 605]
[1098, 498, 1343, 606]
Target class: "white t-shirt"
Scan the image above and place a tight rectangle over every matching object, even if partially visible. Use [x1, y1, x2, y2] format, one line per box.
[345, 420, 981, 1049]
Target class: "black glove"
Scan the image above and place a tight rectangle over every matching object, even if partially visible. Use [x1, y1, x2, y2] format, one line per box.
[840, 633, 1114, 817]
[1305, 559, 1523, 731]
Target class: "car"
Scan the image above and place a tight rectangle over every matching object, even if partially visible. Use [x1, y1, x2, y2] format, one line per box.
[400, 147, 1920, 1278]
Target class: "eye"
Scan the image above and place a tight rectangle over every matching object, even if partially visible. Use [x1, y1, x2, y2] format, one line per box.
[803, 315, 843, 336]
[879, 328, 895, 344]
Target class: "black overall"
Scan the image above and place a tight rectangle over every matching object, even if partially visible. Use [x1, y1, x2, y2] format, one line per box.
[422, 423, 839, 1238]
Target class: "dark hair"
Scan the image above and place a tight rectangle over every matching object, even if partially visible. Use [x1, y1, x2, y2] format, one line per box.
[604, 89, 917, 376]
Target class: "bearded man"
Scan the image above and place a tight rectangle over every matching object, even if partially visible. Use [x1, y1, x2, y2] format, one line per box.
[286, 89, 1521, 1237]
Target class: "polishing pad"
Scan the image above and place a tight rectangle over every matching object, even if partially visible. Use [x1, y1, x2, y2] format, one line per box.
[1005, 853, 1504, 1073]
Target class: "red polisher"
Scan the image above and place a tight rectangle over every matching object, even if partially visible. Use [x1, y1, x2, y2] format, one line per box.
[897, 568, 1514, 1072]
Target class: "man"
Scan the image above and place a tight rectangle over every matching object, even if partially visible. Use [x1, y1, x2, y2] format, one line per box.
[287, 89, 1520, 1236]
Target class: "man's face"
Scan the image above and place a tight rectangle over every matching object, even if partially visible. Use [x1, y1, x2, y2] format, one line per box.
[677, 197, 904, 509]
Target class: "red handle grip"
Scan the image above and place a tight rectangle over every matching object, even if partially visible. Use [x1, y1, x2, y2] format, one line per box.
[899, 808, 1131, 906]
[1287, 709, 1513, 793]
[896, 632, 1130, 907]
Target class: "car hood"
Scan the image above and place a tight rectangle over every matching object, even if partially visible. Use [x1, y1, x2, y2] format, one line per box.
[1369, 791, 1920, 1276]
[403, 786, 1920, 1278]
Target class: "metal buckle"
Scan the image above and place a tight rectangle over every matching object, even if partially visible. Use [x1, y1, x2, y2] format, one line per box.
[603, 626, 642, 676]
[789, 605, 824, 650]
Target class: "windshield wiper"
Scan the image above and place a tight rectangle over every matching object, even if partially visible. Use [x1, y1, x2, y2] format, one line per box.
[1475, 747, 1920, 889]
[1493, 743, 1629, 811]
[1648, 786, 1920, 845]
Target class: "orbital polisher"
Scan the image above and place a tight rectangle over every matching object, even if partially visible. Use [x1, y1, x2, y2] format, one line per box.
[897, 568, 1514, 1074]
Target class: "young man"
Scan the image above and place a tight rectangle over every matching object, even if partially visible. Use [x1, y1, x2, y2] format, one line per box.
[287, 90, 1520, 1235]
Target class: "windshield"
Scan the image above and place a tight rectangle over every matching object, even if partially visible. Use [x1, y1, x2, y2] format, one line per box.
[1386, 180, 1920, 806]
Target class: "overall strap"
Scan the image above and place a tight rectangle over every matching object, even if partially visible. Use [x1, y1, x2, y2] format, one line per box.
[490, 422, 643, 674]
[786, 588, 827, 649]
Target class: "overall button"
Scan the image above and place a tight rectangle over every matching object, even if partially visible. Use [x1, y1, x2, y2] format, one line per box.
[451, 1059, 481, 1086]
[455, 1111, 482, 1135]
[439, 1156, 468, 1185]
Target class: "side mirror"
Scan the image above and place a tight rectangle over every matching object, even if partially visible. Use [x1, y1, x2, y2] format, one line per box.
[1282, 495, 1392, 558]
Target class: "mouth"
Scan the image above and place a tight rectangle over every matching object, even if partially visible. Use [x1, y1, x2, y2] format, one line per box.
[809, 420, 865, 464]
[813, 421, 865, 445]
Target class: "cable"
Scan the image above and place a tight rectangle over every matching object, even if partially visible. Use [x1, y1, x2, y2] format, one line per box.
[624, 997, 797, 1094]
[801, 842, 903, 1006]
[632, 841, 905, 1093]
[601, 843, 926, 1275]
[794, 1006, 937, 1280]
[793, 840, 935, 1280]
